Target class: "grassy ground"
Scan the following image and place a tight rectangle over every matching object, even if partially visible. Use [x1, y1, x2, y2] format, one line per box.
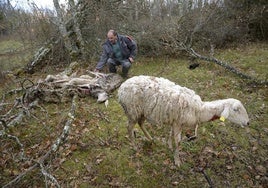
[0, 38, 34, 72]
[0, 42, 267, 187]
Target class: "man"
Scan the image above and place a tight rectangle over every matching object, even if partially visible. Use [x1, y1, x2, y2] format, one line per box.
[94, 30, 137, 78]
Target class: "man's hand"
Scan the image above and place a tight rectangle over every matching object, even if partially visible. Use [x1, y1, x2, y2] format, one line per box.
[129, 57, 134, 63]
[94, 68, 100, 72]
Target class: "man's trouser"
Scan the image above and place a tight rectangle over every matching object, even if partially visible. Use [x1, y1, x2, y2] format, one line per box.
[107, 58, 131, 77]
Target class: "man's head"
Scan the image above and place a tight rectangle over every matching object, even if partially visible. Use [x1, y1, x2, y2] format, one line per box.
[107, 30, 117, 44]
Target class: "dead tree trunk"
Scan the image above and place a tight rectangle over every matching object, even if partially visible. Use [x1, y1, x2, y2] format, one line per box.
[25, 40, 56, 73]
[53, 0, 78, 57]
[25, 0, 86, 73]
[69, 0, 87, 59]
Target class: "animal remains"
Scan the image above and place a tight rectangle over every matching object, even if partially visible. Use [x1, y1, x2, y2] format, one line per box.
[24, 72, 123, 104]
[118, 75, 249, 166]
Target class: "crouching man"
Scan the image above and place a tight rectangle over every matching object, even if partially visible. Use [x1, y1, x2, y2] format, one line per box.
[94, 29, 137, 78]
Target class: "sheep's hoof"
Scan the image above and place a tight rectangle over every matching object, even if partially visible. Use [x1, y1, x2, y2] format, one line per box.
[174, 150, 182, 167]
[125, 135, 133, 142]
[181, 135, 196, 142]
[142, 140, 154, 148]
[168, 142, 173, 151]
[130, 142, 138, 151]
[187, 135, 197, 141]
[174, 157, 181, 167]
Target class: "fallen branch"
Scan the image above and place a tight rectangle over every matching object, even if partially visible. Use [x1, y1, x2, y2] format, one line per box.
[1, 98, 20, 118]
[52, 94, 77, 152]
[6, 99, 39, 128]
[162, 41, 267, 86]
[2, 95, 78, 188]
[39, 162, 60, 188]
[6, 110, 26, 127]
[187, 47, 267, 85]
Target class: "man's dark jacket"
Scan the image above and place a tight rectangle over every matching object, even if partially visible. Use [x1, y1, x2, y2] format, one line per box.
[96, 34, 137, 70]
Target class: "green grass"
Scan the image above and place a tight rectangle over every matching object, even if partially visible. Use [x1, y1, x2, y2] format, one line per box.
[0, 39, 33, 71]
[0, 40, 24, 53]
[0, 42, 267, 187]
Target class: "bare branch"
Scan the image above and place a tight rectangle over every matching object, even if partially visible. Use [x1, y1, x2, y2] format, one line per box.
[0, 130, 26, 160]
[2, 163, 38, 188]
[0, 119, 8, 129]
[5, 98, 38, 128]
[200, 168, 214, 188]
[52, 94, 77, 152]
[187, 47, 268, 85]
[39, 162, 60, 188]
[162, 41, 268, 86]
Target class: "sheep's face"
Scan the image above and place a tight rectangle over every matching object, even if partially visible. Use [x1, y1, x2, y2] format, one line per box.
[227, 101, 249, 127]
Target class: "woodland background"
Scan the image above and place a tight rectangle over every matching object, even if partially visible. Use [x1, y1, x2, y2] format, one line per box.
[1, 0, 267, 70]
[0, 0, 267, 187]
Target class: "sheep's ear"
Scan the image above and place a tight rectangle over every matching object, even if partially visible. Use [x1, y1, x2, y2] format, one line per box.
[232, 106, 240, 112]
[220, 107, 230, 121]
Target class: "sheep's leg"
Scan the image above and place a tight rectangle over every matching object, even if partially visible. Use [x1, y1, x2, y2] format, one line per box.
[127, 119, 140, 151]
[138, 117, 153, 141]
[173, 125, 182, 167]
[140, 124, 153, 141]
[168, 127, 173, 150]
[187, 124, 198, 141]
[127, 119, 136, 141]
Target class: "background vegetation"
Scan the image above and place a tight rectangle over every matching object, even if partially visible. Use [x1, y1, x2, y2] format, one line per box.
[1, 0, 267, 70]
[0, 0, 267, 187]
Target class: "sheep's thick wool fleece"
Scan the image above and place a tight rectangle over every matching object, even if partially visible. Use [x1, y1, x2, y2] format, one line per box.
[118, 75, 202, 128]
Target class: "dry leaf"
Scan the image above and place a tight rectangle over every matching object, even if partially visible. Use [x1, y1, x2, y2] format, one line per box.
[85, 164, 92, 173]
[226, 165, 233, 170]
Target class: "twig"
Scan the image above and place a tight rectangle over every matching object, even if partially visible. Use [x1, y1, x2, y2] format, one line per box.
[5, 88, 24, 96]
[39, 162, 60, 188]
[6, 111, 25, 127]
[0, 130, 26, 160]
[199, 168, 214, 188]
[0, 119, 8, 129]
[2, 98, 21, 118]
[6, 99, 39, 128]
[2, 163, 38, 188]
[21, 78, 35, 90]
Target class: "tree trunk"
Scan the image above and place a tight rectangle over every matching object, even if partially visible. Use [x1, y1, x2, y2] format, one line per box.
[53, 0, 77, 57]
[69, 0, 86, 59]
[25, 40, 55, 73]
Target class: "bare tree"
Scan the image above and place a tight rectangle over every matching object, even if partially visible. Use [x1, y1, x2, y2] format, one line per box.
[68, 0, 86, 59]
[53, 0, 75, 55]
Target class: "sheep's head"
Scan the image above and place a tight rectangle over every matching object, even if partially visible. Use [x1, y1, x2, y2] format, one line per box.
[221, 99, 250, 127]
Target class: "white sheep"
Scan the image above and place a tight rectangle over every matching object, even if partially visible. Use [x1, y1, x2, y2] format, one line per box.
[118, 75, 249, 166]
